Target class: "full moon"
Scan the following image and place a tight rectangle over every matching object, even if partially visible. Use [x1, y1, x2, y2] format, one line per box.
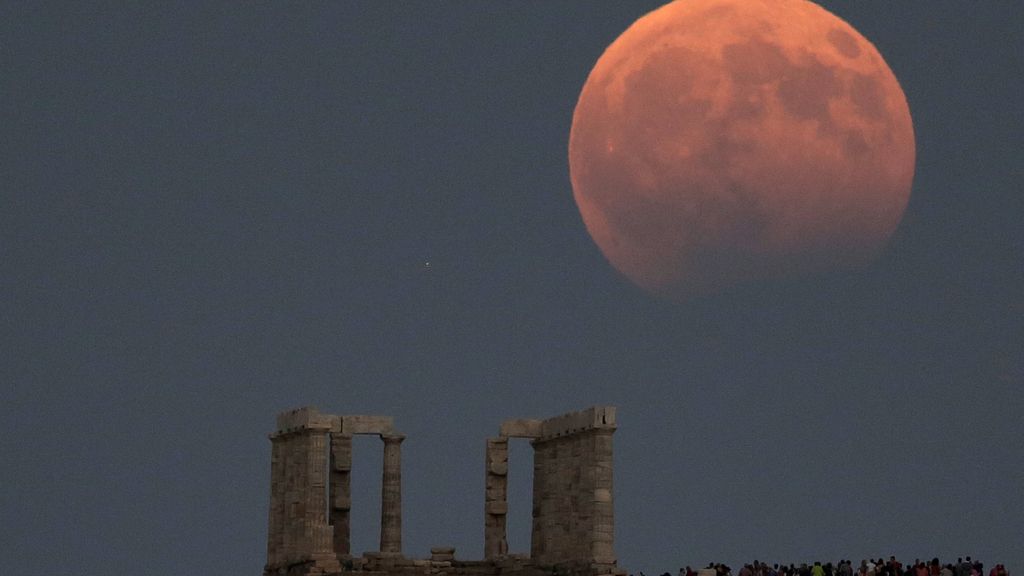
[569, 0, 915, 302]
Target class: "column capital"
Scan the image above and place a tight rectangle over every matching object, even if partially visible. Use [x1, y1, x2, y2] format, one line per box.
[381, 433, 405, 444]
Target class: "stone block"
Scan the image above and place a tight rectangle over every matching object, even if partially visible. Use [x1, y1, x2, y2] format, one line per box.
[488, 461, 508, 476]
[340, 415, 395, 435]
[499, 418, 543, 438]
[430, 546, 456, 555]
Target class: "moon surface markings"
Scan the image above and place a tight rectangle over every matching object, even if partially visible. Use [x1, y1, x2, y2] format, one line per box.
[569, 0, 915, 301]
[827, 27, 862, 59]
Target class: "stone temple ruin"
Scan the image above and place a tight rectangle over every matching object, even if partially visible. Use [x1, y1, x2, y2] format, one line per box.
[264, 406, 622, 576]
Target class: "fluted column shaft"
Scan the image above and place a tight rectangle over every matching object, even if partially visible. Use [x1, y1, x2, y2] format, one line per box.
[266, 434, 285, 568]
[379, 434, 405, 555]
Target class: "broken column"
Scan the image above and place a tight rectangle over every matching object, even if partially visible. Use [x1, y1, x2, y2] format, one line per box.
[484, 437, 509, 559]
[379, 433, 404, 555]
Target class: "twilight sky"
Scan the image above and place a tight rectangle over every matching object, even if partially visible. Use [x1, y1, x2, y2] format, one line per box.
[2, 2, 1022, 575]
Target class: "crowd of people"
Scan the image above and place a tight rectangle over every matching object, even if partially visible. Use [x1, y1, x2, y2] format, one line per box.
[648, 557, 1010, 576]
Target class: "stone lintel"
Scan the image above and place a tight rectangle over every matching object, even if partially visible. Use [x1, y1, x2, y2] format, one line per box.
[499, 418, 543, 438]
[340, 414, 395, 435]
[537, 406, 616, 441]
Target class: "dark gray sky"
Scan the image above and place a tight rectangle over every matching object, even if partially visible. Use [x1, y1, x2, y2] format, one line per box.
[3, 2, 1022, 575]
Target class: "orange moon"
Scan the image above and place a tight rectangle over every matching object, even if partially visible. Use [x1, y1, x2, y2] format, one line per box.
[569, 0, 915, 302]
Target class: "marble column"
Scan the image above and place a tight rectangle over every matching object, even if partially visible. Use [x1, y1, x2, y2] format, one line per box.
[484, 437, 509, 559]
[305, 428, 335, 557]
[379, 434, 405, 555]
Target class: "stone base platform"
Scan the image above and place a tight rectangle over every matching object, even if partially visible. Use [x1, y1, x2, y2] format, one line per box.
[265, 554, 626, 576]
